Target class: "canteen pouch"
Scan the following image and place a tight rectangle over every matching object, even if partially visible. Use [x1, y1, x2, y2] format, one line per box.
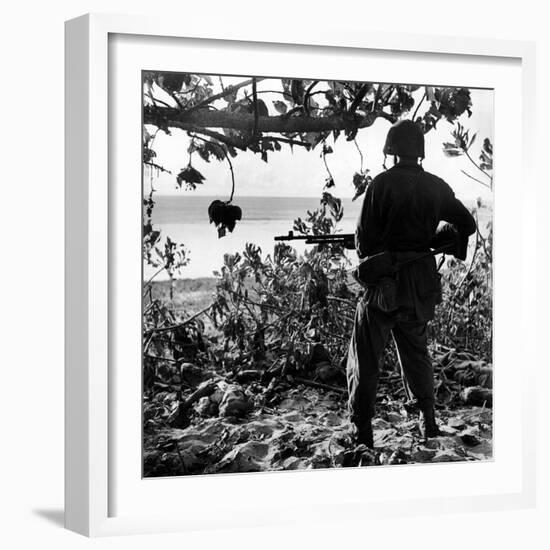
[368, 276, 399, 313]
[354, 252, 400, 314]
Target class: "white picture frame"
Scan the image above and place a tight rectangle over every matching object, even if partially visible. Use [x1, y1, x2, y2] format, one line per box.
[65, 12, 537, 537]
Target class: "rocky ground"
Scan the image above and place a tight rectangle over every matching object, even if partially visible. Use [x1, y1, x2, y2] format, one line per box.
[143, 378, 492, 477]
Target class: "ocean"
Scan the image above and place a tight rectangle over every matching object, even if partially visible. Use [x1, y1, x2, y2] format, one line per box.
[145, 195, 491, 280]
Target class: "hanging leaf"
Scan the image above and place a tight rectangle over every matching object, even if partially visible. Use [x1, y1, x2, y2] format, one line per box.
[208, 200, 243, 238]
[188, 140, 227, 163]
[324, 176, 335, 189]
[256, 99, 269, 117]
[176, 165, 205, 190]
[159, 73, 186, 93]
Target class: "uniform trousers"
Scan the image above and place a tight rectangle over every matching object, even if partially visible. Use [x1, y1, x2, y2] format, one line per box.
[346, 294, 435, 428]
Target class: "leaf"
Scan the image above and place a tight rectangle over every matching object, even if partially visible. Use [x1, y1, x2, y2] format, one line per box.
[208, 201, 243, 238]
[273, 100, 287, 114]
[352, 171, 372, 201]
[159, 73, 185, 93]
[442, 143, 464, 157]
[176, 165, 205, 190]
[256, 99, 269, 117]
[290, 80, 305, 104]
[307, 97, 319, 114]
[303, 132, 325, 150]
[425, 86, 436, 102]
[324, 176, 335, 189]
[320, 192, 343, 222]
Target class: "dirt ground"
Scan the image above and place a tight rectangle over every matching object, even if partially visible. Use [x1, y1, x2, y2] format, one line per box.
[143, 381, 492, 477]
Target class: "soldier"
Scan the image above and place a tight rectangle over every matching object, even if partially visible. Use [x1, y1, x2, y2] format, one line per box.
[347, 119, 477, 448]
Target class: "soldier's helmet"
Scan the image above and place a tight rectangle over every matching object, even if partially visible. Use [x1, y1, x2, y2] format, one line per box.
[383, 119, 425, 159]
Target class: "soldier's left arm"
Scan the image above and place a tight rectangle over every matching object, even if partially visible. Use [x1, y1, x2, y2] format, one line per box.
[439, 181, 477, 260]
[355, 176, 382, 259]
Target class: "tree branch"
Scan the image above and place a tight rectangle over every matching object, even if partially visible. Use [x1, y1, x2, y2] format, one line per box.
[349, 83, 371, 114]
[184, 77, 265, 114]
[412, 91, 427, 121]
[460, 169, 492, 189]
[465, 149, 493, 184]
[188, 134, 236, 202]
[144, 106, 396, 135]
[252, 77, 260, 138]
[353, 138, 365, 173]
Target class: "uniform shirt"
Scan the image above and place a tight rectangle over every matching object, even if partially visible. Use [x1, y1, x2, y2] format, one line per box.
[356, 160, 477, 321]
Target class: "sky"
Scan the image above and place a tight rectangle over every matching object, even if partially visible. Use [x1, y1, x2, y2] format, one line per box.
[144, 76, 494, 204]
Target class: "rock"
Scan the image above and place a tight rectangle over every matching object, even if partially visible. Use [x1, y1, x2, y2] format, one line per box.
[387, 450, 409, 465]
[461, 386, 493, 407]
[460, 433, 481, 447]
[235, 369, 262, 383]
[439, 425, 458, 435]
[179, 363, 209, 388]
[391, 434, 415, 447]
[372, 418, 392, 430]
[278, 395, 310, 411]
[214, 441, 271, 473]
[320, 412, 342, 427]
[387, 412, 404, 424]
[209, 386, 225, 404]
[432, 450, 463, 462]
[246, 419, 282, 438]
[315, 362, 344, 384]
[343, 445, 376, 467]
[311, 438, 345, 468]
[281, 412, 305, 423]
[219, 384, 250, 417]
[309, 343, 331, 366]
[411, 448, 437, 462]
[448, 417, 467, 429]
[195, 396, 218, 417]
[373, 428, 396, 446]
[281, 456, 302, 470]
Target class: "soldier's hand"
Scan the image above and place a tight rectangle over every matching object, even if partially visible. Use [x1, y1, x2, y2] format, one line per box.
[431, 223, 469, 261]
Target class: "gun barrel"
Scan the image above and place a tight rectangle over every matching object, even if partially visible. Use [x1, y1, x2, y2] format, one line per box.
[274, 231, 353, 242]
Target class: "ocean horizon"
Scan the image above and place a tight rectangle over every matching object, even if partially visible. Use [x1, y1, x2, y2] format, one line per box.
[145, 195, 491, 280]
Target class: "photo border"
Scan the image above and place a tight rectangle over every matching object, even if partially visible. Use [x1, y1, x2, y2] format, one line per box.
[65, 12, 537, 536]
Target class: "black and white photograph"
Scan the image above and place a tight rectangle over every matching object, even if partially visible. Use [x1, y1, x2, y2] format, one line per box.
[142, 72, 493, 477]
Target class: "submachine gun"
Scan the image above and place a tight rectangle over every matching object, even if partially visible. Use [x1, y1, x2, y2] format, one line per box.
[274, 224, 461, 287]
[274, 231, 355, 249]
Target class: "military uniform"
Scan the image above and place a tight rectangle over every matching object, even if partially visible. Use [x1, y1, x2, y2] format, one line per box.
[347, 159, 476, 433]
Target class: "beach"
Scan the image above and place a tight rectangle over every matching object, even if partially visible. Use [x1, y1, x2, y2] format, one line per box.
[145, 194, 492, 282]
